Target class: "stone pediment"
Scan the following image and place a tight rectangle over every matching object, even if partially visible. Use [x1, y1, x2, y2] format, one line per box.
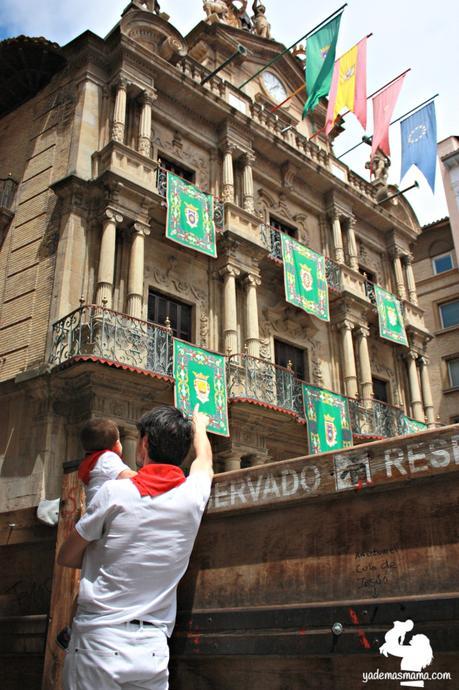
[120, 7, 187, 62]
[186, 20, 305, 90]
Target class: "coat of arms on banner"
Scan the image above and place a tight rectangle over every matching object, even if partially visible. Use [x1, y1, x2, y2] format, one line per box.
[185, 204, 199, 229]
[193, 372, 210, 404]
[173, 339, 229, 437]
[300, 264, 314, 291]
[324, 414, 337, 447]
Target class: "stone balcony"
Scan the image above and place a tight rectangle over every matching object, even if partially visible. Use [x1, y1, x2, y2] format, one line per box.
[92, 140, 158, 192]
[260, 224, 367, 302]
[226, 352, 304, 418]
[49, 304, 173, 379]
[49, 305, 412, 442]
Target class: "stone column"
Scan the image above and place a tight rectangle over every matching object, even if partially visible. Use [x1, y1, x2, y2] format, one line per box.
[138, 91, 156, 157]
[406, 351, 424, 422]
[419, 356, 435, 427]
[222, 142, 235, 203]
[392, 248, 407, 301]
[112, 78, 128, 143]
[220, 265, 240, 355]
[244, 274, 261, 358]
[241, 151, 255, 214]
[347, 216, 359, 271]
[127, 222, 150, 319]
[121, 427, 138, 470]
[356, 325, 374, 400]
[96, 209, 123, 308]
[338, 320, 358, 398]
[404, 253, 418, 306]
[330, 210, 345, 264]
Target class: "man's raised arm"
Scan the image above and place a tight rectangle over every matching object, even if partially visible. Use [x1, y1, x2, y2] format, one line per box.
[189, 405, 213, 479]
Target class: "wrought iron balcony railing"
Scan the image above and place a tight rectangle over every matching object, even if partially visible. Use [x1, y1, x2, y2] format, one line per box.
[156, 167, 224, 232]
[260, 223, 283, 261]
[49, 304, 173, 378]
[0, 176, 18, 210]
[227, 352, 304, 417]
[348, 397, 405, 438]
[50, 306, 411, 439]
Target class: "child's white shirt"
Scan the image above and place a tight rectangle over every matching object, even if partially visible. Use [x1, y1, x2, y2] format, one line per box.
[85, 451, 130, 504]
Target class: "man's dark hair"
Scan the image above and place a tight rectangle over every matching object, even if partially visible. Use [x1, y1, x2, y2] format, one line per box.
[80, 418, 120, 452]
[137, 406, 192, 466]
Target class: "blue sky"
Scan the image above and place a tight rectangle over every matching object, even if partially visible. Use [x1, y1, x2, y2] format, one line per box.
[0, 0, 457, 225]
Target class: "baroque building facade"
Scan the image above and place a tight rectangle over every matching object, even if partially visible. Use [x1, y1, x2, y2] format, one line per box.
[0, 1, 436, 520]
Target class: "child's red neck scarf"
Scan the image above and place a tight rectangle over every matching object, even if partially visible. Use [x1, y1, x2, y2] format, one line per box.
[78, 450, 107, 485]
[131, 464, 186, 497]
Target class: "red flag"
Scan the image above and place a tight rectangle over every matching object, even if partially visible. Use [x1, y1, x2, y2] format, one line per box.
[371, 74, 406, 160]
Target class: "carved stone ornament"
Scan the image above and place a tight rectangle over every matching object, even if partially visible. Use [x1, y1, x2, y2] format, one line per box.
[152, 255, 207, 307]
[251, 1, 271, 38]
[203, 1, 249, 28]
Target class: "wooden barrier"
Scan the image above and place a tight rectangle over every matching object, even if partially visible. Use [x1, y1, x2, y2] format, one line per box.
[41, 426, 459, 689]
[41, 462, 83, 690]
[170, 425, 459, 689]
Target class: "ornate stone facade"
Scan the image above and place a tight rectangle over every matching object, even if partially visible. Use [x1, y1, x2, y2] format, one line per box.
[0, 2, 434, 515]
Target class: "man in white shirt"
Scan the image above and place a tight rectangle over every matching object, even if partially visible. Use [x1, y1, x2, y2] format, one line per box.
[58, 405, 213, 690]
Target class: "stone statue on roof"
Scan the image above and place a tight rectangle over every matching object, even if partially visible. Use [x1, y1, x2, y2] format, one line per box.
[251, 1, 271, 38]
[203, 1, 250, 29]
[366, 148, 391, 186]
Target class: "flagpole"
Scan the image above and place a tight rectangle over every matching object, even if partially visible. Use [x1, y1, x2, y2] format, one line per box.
[270, 32, 374, 115]
[337, 92, 439, 159]
[237, 3, 347, 90]
[377, 181, 419, 204]
[309, 67, 411, 141]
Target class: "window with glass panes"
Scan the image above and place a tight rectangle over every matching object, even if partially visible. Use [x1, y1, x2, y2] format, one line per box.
[158, 155, 194, 182]
[269, 216, 297, 238]
[432, 252, 454, 275]
[148, 289, 192, 342]
[274, 339, 307, 381]
[372, 377, 389, 403]
[439, 299, 459, 329]
[447, 358, 459, 388]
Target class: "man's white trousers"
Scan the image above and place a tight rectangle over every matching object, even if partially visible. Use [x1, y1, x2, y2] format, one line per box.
[63, 622, 169, 690]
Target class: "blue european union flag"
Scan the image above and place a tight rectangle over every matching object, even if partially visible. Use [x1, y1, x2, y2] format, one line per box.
[400, 101, 437, 192]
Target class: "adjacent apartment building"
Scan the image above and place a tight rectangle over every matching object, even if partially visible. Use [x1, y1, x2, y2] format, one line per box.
[412, 137, 459, 425]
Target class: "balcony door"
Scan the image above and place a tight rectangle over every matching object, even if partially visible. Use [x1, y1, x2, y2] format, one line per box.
[148, 289, 192, 342]
[158, 155, 194, 183]
[274, 340, 306, 381]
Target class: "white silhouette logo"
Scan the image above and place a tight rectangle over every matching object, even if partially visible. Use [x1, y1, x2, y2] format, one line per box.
[379, 619, 434, 687]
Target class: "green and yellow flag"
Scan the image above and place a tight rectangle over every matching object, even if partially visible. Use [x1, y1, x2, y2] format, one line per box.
[166, 172, 217, 258]
[302, 384, 353, 454]
[303, 13, 342, 117]
[173, 339, 229, 437]
[281, 233, 329, 322]
[374, 284, 408, 347]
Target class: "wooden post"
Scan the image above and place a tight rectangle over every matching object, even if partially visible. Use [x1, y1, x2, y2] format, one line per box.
[41, 461, 84, 690]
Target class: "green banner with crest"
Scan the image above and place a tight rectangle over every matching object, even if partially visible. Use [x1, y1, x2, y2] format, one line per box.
[166, 172, 217, 258]
[373, 284, 408, 346]
[402, 415, 427, 435]
[302, 384, 353, 454]
[173, 339, 229, 437]
[281, 234, 329, 322]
